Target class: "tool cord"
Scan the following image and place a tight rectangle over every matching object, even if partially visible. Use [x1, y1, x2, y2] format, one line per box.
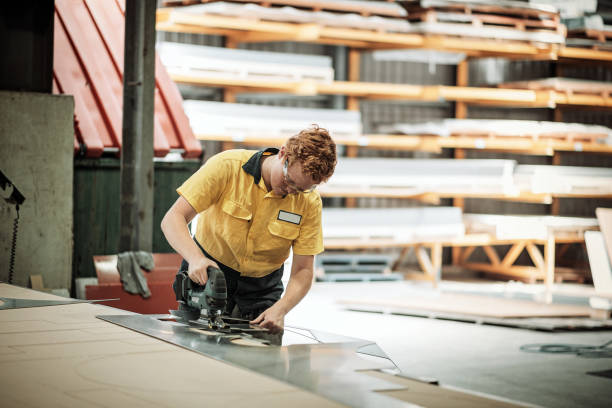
[8, 205, 19, 284]
[520, 340, 612, 358]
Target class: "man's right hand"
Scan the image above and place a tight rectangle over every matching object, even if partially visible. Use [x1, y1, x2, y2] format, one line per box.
[188, 257, 220, 286]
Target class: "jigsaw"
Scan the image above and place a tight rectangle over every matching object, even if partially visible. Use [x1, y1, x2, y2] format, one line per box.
[170, 266, 269, 335]
[171, 266, 228, 329]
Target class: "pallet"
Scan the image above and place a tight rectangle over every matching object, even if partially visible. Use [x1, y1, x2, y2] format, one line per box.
[498, 77, 612, 101]
[398, 0, 564, 42]
[568, 28, 612, 43]
[316, 253, 396, 274]
[449, 131, 604, 144]
[399, 0, 559, 22]
[406, 9, 562, 33]
[315, 252, 402, 282]
[380, 119, 612, 146]
[565, 38, 612, 52]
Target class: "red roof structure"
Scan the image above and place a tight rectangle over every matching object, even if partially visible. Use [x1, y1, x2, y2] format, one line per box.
[53, 0, 202, 158]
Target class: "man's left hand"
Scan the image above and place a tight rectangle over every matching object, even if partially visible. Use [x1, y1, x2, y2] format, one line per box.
[250, 304, 285, 333]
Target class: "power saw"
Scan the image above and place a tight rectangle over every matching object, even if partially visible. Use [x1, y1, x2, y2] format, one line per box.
[171, 266, 228, 329]
[170, 267, 269, 336]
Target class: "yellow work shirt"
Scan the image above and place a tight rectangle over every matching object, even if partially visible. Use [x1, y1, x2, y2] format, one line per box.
[177, 148, 324, 278]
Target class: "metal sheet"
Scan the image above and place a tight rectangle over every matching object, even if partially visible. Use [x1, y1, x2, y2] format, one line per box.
[0, 297, 89, 310]
[98, 314, 419, 408]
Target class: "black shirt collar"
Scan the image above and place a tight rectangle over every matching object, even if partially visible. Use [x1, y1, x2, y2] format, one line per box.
[242, 148, 279, 185]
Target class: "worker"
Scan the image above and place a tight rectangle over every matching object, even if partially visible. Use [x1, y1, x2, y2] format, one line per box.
[161, 125, 337, 334]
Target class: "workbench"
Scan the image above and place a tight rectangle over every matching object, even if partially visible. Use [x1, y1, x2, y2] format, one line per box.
[0, 283, 525, 407]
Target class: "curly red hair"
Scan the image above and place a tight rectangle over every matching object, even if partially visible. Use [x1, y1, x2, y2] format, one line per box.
[285, 125, 337, 183]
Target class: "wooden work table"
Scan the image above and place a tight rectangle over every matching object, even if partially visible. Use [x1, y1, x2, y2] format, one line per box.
[0, 283, 525, 407]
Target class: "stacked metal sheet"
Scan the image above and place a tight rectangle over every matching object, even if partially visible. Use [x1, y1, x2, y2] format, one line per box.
[167, 2, 411, 33]
[514, 165, 612, 195]
[321, 158, 612, 197]
[531, 0, 597, 19]
[322, 206, 465, 242]
[165, 0, 564, 43]
[398, 0, 565, 43]
[464, 214, 599, 240]
[183, 100, 362, 138]
[379, 119, 612, 145]
[158, 42, 334, 83]
[163, 0, 407, 18]
[498, 77, 612, 97]
[322, 158, 517, 195]
[564, 13, 612, 50]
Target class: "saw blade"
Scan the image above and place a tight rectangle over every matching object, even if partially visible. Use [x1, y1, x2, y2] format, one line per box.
[169, 308, 200, 322]
[188, 318, 269, 334]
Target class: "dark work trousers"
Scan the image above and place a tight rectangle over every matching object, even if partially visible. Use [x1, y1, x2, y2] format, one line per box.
[179, 238, 284, 320]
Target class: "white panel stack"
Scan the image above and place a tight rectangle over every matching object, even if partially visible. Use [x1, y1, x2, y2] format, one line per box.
[400, 0, 564, 43]
[183, 100, 362, 139]
[514, 165, 612, 195]
[379, 119, 612, 144]
[323, 158, 517, 195]
[322, 207, 465, 242]
[170, 3, 411, 33]
[170, 2, 563, 43]
[158, 42, 334, 83]
[464, 214, 599, 240]
[585, 231, 612, 294]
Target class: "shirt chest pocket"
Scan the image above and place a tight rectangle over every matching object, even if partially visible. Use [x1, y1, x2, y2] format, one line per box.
[254, 220, 300, 258]
[222, 200, 252, 221]
[268, 220, 300, 241]
[221, 200, 252, 244]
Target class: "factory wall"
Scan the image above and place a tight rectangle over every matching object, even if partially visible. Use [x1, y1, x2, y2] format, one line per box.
[0, 91, 74, 290]
[72, 158, 201, 279]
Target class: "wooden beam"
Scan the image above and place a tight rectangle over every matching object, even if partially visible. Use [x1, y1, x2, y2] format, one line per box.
[345, 48, 361, 208]
[559, 46, 612, 63]
[455, 60, 468, 119]
[462, 263, 542, 280]
[501, 241, 526, 268]
[553, 92, 612, 108]
[392, 247, 412, 270]
[460, 246, 476, 263]
[545, 235, 556, 299]
[452, 59, 467, 271]
[415, 245, 436, 281]
[192, 133, 612, 155]
[317, 187, 553, 204]
[431, 243, 443, 286]
[526, 242, 545, 271]
[483, 245, 501, 266]
[156, 10, 612, 63]
[551, 152, 561, 215]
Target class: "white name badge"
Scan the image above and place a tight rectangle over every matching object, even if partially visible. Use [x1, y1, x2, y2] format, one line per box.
[278, 210, 302, 225]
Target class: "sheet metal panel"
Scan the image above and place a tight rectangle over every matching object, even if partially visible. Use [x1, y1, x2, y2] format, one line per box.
[98, 314, 419, 408]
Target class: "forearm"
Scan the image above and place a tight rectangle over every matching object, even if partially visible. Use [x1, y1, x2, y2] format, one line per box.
[275, 265, 313, 314]
[160, 210, 205, 265]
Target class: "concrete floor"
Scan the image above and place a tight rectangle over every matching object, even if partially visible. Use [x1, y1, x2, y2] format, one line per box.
[287, 280, 612, 408]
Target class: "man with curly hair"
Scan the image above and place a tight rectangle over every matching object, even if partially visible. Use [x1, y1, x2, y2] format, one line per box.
[161, 125, 336, 334]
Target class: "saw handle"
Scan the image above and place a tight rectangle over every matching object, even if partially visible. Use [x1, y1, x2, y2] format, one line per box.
[172, 266, 222, 302]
